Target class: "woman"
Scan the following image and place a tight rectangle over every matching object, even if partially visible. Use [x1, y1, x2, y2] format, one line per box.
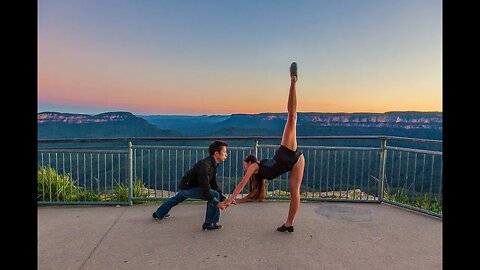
[219, 62, 306, 232]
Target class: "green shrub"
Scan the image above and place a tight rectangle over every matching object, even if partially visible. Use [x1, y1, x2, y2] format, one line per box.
[38, 166, 152, 203]
[111, 179, 150, 202]
[37, 166, 88, 201]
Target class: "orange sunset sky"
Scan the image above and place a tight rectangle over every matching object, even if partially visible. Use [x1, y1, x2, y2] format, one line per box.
[38, 0, 442, 115]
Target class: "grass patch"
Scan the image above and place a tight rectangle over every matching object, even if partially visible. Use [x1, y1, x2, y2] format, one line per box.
[383, 181, 442, 214]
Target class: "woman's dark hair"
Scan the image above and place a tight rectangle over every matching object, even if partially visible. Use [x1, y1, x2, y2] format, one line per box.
[208, 140, 228, 156]
[244, 155, 258, 163]
[242, 155, 266, 201]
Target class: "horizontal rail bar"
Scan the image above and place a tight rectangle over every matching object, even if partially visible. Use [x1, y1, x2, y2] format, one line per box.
[38, 147, 127, 150]
[382, 199, 442, 219]
[37, 149, 128, 154]
[131, 197, 205, 201]
[382, 136, 442, 144]
[132, 145, 254, 151]
[132, 146, 206, 150]
[37, 135, 408, 143]
[260, 144, 380, 151]
[37, 135, 442, 144]
[131, 196, 382, 203]
[38, 201, 130, 206]
[267, 196, 381, 203]
[385, 146, 442, 156]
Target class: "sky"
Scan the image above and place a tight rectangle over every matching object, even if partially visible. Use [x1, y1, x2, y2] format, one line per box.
[38, 0, 442, 115]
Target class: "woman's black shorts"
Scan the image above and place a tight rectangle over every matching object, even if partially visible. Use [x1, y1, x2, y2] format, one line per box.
[273, 145, 303, 171]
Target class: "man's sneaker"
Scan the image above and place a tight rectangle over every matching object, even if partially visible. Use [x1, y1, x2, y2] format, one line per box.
[152, 212, 170, 220]
[202, 223, 223, 230]
[290, 62, 298, 78]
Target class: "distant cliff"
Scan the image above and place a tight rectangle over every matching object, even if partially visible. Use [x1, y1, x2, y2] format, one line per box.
[138, 111, 443, 139]
[221, 112, 442, 130]
[38, 111, 139, 124]
[38, 112, 181, 139]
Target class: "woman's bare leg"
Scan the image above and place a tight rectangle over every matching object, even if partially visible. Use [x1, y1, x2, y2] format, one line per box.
[284, 154, 305, 227]
[281, 75, 298, 151]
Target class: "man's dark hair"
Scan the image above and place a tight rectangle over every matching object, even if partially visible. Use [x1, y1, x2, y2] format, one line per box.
[209, 140, 228, 156]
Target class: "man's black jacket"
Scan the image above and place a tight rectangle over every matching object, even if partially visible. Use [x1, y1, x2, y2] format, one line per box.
[178, 155, 226, 202]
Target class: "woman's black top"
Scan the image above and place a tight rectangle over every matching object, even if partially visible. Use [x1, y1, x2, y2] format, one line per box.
[256, 145, 303, 180]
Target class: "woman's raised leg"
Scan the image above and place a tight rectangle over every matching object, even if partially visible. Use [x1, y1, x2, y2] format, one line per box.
[281, 65, 299, 151]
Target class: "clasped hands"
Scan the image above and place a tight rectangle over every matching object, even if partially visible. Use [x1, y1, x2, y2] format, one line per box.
[217, 198, 236, 210]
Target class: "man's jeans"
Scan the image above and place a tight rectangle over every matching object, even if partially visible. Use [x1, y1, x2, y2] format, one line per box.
[154, 187, 221, 224]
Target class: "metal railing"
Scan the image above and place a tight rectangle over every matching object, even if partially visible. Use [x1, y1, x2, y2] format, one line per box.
[37, 136, 442, 217]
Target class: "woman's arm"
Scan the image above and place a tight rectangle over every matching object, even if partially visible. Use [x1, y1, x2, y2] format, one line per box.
[224, 164, 258, 205]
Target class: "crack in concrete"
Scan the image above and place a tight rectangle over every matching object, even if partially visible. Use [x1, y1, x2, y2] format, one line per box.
[78, 207, 127, 270]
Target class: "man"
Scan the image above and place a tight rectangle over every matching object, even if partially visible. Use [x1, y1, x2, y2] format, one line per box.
[152, 140, 228, 230]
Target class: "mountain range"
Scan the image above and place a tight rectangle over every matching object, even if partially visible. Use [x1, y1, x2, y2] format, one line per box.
[38, 111, 442, 140]
[37, 112, 181, 139]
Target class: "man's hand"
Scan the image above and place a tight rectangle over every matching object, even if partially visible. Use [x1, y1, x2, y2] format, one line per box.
[217, 201, 227, 210]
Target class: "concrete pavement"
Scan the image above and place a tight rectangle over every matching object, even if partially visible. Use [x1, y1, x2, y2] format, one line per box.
[38, 201, 442, 270]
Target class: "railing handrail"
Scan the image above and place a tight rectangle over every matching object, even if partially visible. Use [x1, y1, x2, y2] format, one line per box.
[37, 135, 443, 218]
[37, 135, 442, 144]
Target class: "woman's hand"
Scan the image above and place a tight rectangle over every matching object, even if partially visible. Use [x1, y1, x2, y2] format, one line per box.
[218, 198, 236, 210]
[217, 201, 227, 210]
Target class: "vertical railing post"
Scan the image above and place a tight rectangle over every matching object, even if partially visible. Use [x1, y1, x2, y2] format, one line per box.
[253, 139, 265, 198]
[128, 141, 133, 205]
[378, 138, 387, 202]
